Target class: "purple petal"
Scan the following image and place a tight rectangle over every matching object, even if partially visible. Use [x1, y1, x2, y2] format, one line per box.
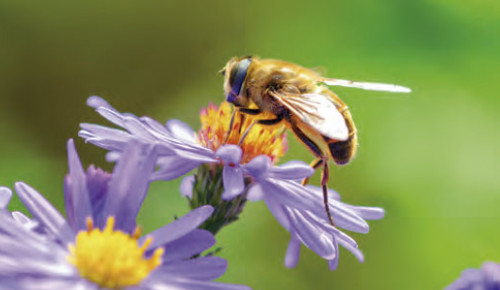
[215, 145, 242, 165]
[221, 166, 244, 200]
[303, 211, 364, 262]
[0, 187, 12, 209]
[305, 185, 340, 201]
[269, 160, 314, 180]
[14, 182, 74, 244]
[11, 211, 31, 225]
[95, 106, 128, 128]
[284, 232, 301, 268]
[18, 277, 97, 290]
[328, 254, 339, 270]
[160, 229, 215, 263]
[262, 194, 290, 230]
[306, 189, 371, 233]
[141, 205, 214, 250]
[79, 123, 131, 151]
[64, 139, 93, 232]
[246, 184, 264, 202]
[170, 143, 217, 163]
[105, 151, 121, 162]
[262, 179, 319, 213]
[85, 166, 111, 218]
[151, 257, 227, 281]
[165, 119, 196, 143]
[285, 207, 336, 260]
[345, 205, 385, 220]
[338, 239, 364, 263]
[99, 141, 157, 232]
[146, 278, 251, 290]
[87, 95, 112, 109]
[179, 175, 195, 198]
[243, 155, 271, 180]
[140, 116, 171, 136]
[151, 156, 202, 181]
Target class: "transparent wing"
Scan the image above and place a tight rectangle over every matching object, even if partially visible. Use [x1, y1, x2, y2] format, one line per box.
[269, 91, 349, 141]
[321, 78, 411, 93]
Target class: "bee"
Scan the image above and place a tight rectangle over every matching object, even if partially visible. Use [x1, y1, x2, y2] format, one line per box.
[221, 56, 410, 225]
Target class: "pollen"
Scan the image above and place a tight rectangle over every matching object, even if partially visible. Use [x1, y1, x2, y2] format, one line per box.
[198, 102, 288, 164]
[67, 217, 164, 289]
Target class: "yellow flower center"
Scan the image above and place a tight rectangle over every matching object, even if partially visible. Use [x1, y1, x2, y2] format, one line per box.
[67, 217, 164, 289]
[198, 102, 288, 164]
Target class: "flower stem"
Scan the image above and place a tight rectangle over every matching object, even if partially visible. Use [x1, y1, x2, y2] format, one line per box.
[187, 164, 248, 235]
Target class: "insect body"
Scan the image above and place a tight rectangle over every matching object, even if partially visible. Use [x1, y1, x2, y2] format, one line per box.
[221, 56, 410, 225]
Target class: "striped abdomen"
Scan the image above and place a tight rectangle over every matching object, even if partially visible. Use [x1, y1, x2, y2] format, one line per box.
[326, 108, 357, 165]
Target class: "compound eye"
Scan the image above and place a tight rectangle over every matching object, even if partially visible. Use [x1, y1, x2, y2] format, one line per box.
[228, 58, 252, 96]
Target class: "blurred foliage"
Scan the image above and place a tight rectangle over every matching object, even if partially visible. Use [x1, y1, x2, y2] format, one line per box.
[0, 0, 499, 289]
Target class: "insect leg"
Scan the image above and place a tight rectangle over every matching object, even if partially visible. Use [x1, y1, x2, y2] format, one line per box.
[321, 162, 335, 226]
[239, 108, 262, 115]
[291, 124, 335, 226]
[238, 115, 284, 144]
[223, 109, 237, 144]
[301, 158, 323, 186]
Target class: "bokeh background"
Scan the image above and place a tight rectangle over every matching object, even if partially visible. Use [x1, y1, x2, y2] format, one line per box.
[1, 0, 499, 289]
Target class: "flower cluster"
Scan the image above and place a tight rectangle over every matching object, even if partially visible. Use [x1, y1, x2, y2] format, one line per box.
[0, 140, 248, 289]
[446, 262, 500, 290]
[1, 91, 388, 289]
[79, 96, 385, 269]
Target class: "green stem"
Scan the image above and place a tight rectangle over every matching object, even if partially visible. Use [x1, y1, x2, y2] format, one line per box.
[187, 163, 249, 236]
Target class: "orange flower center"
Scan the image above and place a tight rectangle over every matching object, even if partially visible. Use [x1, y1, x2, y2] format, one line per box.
[197, 102, 287, 164]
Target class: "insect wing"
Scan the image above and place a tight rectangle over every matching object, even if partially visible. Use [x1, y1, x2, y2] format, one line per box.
[322, 78, 411, 93]
[270, 91, 349, 141]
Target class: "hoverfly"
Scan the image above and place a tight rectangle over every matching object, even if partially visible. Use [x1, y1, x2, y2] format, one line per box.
[221, 56, 410, 225]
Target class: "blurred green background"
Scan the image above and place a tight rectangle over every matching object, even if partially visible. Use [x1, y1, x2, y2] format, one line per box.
[1, 0, 499, 289]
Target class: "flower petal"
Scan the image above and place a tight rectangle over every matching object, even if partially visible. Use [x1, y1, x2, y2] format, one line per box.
[221, 166, 244, 200]
[151, 256, 227, 281]
[64, 139, 93, 232]
[215, 145, 242, 165]
[87, 95, 112, 109]
[284, 232, 301, 268]
[0, 187, 12, 209]
[305, 185, 340, 201]
[179, 175, 195, 198]
[99, 141, 157, 232]
[165, 119, 196, 143]
[85, 166, 111, 219]
[151, 155, 201, 181]
[285, 207, 336, 260]
[79, 123, 131, 152]
[246, 184, 264, 202]
[345, 205, 385, 220]
[145, 278, 251, 290]
[269, 160, 314, 180]
[160, 229, 215, 263]
[262, 194, 290, 230]
[243, 155, 271, 180]
[141, 205, 214, 250]
[14, 182, 74, 244]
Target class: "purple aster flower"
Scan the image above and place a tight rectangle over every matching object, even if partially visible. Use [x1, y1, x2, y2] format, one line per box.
[78, 96, 385, 269]
[446, 262, 500, 290]
[78, 97, 274, 234]
[243, 155, 384, 269]
[0, 139, 249, 290]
